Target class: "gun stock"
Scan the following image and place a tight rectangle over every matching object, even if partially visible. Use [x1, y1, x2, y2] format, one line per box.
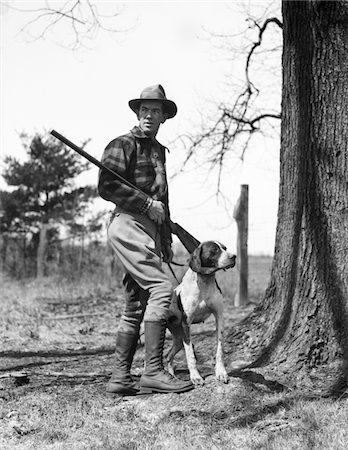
[170, 222, 200, 254]
[50, 130, 200, 254]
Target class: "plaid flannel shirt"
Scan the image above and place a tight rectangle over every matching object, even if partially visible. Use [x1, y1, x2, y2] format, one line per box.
[98, 126, 172, 247]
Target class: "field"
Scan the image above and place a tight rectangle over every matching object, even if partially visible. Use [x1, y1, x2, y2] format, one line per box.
[1, 255, 348, 450]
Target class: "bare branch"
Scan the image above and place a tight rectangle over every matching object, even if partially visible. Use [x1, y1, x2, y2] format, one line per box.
[8, 1, 129, 50]
[224, 111, 281, 129]
[0, 370, 109, 379]
[175, 13, 282, 182]
[245, 17, 283, 90]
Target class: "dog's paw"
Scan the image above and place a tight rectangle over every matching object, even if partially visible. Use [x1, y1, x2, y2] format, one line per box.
[190, 370, 205, 386]
[215, 366, 229, 384]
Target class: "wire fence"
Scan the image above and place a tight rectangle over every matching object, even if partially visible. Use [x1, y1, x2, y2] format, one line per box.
[0, 211, 274, 306]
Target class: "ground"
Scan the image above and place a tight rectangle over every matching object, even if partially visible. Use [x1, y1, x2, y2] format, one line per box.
[1, 258, 348, 449]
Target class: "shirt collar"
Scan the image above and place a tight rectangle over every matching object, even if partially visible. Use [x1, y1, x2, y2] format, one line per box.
[130, 126, 168, 152]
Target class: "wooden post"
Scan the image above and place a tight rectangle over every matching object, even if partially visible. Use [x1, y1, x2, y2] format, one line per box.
[233, 184, 249, 306]
[0, 202, 5, 274]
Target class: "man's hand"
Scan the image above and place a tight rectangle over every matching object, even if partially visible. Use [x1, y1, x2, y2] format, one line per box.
[147, 200, 165, 224]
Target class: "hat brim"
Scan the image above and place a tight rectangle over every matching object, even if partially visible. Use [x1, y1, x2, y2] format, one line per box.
[129, 98, 177, 119]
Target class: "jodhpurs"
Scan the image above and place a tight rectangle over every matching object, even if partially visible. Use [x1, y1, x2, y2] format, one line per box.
[107, 207, 173, 333]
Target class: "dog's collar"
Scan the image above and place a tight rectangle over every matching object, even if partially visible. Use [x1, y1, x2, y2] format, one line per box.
[190, 264, 233, 276]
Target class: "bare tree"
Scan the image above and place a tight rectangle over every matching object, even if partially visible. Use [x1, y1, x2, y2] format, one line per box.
[175, 2, 283, 196]
[228, 0, 348, 394]
[5, 0, 130, 50]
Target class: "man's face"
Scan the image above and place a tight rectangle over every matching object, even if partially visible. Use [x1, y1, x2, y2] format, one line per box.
[137, 101, 167, 137]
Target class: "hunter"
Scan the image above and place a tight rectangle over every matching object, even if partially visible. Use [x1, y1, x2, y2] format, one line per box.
[98, 84, 193, 395]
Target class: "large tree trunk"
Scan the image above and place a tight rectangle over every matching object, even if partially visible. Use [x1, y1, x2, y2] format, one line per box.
[229, 1, 348, 390]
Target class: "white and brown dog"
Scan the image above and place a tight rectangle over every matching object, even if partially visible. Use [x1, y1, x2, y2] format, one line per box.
[167, 241, 236, 385]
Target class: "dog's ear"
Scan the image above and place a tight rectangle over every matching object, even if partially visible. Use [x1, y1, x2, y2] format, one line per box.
[189, 245, 217, 275]
[189, 245, 202, 273]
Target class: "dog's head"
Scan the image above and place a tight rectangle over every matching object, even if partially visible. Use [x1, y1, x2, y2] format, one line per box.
[189, 241, 236, 275]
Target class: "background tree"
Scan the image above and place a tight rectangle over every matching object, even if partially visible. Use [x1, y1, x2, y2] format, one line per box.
[2, 132, 97, 277]
[226, 0, 348, 393]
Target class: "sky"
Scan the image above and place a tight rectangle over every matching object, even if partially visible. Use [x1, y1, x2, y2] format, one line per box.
[0, 0, 281, 254]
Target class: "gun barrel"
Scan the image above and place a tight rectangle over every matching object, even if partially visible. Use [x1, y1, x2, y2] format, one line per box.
[50, 129, 140, 194]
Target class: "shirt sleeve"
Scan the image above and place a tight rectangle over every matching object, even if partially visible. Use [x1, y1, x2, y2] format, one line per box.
[98, 136, 151, 213]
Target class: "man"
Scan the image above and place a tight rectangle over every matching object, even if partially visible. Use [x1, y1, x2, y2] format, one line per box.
[98, 85, 193, 395]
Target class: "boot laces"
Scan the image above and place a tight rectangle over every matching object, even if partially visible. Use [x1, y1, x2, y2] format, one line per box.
[160, 368, 178, 380]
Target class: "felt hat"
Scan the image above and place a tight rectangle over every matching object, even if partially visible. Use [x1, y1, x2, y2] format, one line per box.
[129, 84, 177, 119]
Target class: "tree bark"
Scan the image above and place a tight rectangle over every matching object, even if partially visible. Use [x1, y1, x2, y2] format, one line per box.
[229, 1, 348, 390]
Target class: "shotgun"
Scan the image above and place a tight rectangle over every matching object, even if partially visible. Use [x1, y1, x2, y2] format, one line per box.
[50, 129, 200, 254]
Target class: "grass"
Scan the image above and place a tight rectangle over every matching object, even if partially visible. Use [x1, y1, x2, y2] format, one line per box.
[1, 379, 348, 449]
[1, 256, 348, 449]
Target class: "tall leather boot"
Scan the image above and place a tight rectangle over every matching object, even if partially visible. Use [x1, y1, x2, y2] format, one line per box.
[140, 320, 194, 394]
[106, 332, 139, 395]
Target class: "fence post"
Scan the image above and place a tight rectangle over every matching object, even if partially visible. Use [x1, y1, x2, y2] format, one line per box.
[0, 203, 4, 274]
[233, 184, 249, 306]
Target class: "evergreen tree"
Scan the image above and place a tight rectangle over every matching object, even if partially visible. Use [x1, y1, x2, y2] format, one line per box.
[2, 131, 97, 276]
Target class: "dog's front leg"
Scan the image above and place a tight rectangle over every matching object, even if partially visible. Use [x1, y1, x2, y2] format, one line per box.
[166, 320, 184, 376]
[212, 306, 229, 383]
[182, 322, 204, 385]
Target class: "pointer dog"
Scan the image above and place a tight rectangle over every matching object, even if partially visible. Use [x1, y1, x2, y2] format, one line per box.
[167, 241, 236, 385]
